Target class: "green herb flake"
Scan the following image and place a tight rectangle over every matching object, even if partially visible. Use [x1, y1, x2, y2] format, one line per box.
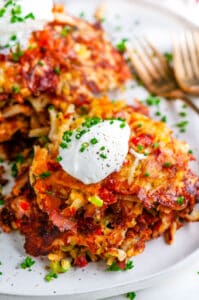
[88, 195, 103, 207]
[126, 291, 136, 300]
[164, 52, 173, 63]
[60, 142, 68, 149]
[188, 149, 193, 154]
[54, 66, 61, 75]
[80, 142, 89, 153]
[100, 146, 105, 151]
[12, 85, 20, 93]
[0, 199, 5, 205]
[10, 34, 17, 41]
[24, 13, 35, 20]
[100, 153, 107, 159]
[79, 11, 85, 18]
[179, 111, 187, 117]
[137, 123, 142, 128]
[20, 256, 35, 269]
[146, 95, 161, 106]
[12, 47, 24, 62]
[153, 142, 159, 149]
[175, 121, 188, 128]
[0, 272, 2, 276]
[144, 172, 150, 177]
[106, 260, 134, 272]
[61, 26, 71, 37]
[11, 163, 18, 177]
[0, 8, 6, 17]
[56, 156, 62, 163]
[155, 111, 161, 116]
[120, 122, 126, 128]
[38, 171, 51, 179]
[163, 162, 171, 168]
[116, 38, 128, 52]
[15, 154, 25, 164]
[177, 196, 184, 205]
[44, 272, 58, 282]
[4, 0, 13, 8]
[38, 60, 44, 66]
[161, 115, 167, 123]
[137, 144, 143, 151]
[90, 138, 98, 145]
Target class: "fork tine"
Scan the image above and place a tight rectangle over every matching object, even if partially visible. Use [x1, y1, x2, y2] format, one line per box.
[173, 34, 187, 82]
[180, 32, 194, 80]
[133, 39, 160, 81]
[127, 47, 154, 85]
[192, 31, 199, 78]
[144, 39, 173, 79]
[185, 31, 199, 79]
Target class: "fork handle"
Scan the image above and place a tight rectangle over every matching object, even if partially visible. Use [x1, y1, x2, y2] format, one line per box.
[180, 96, 199, 115]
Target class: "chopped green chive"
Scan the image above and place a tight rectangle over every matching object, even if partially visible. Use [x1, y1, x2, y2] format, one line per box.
[54, 66, 61, 75]
[0, 199, 5, 205]
[44, 272, 58, 282]
[61, 26, 71, 37]
[146, 95, 160, 106]
[164, 52, 173, 63]
[90, 138, 98, 145]
[80, 142, 89, 153]
[106, 260, 134, 272]
[144, 172, 150, 177]
[60, 142, 68, 149]
[38, 171, 51, 179]
[161, 116, 167, 123]
[120, 122, 126, 128]
[0, 272, 2, 276]
[153, 142, 159, 149]
[177, 196, 184, 205]
[38, 60, 45, 66]
[126, 291, 136, 300]
[137, 123, 142, 128]
[163, 162, 171, 168]
[100, 146, 105, 151]
[88, 195, 103, 207]
[12, 85, 20, 93]
[100, 153, 107, 159]
[188, 149, 193, 154]
[179, 111, 187, 117]
[12, 47, 24, 62]
[116, 38, 128, 52]
[24, 13, 35, 20]
[175, 121, 188, 128]
[79, 11, 85, 18]
[10, 34, 17, 41]
[155, 111, 161, 116]
[56, 156, 62, 163]
[0, 8, 6, 17]
[11, 163, 18, 177]
[15, 154, 25, 164]
[137, 144, 143, 151]
[20, 256, 35, 269]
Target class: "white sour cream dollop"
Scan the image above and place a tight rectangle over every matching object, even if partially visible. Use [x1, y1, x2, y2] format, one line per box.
[59, 120, 131, 184]
[0, 0, 53, 54]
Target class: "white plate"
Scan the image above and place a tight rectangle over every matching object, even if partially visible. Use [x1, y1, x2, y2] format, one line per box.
[0, 1, 199, 299]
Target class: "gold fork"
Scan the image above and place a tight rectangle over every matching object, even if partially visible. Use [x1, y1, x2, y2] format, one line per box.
[127, 39, 199, 114]
[173, 31, 199, 95]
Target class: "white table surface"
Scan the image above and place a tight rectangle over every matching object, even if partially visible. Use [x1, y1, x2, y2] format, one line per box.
[0, 1, 199, 300]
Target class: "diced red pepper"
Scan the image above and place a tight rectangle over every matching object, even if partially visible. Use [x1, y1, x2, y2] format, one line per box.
[98, 188, 116, 205]
[75, 255, 88, 268]
[130, 134, 153, 147]
[20, 201, 30, 211]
